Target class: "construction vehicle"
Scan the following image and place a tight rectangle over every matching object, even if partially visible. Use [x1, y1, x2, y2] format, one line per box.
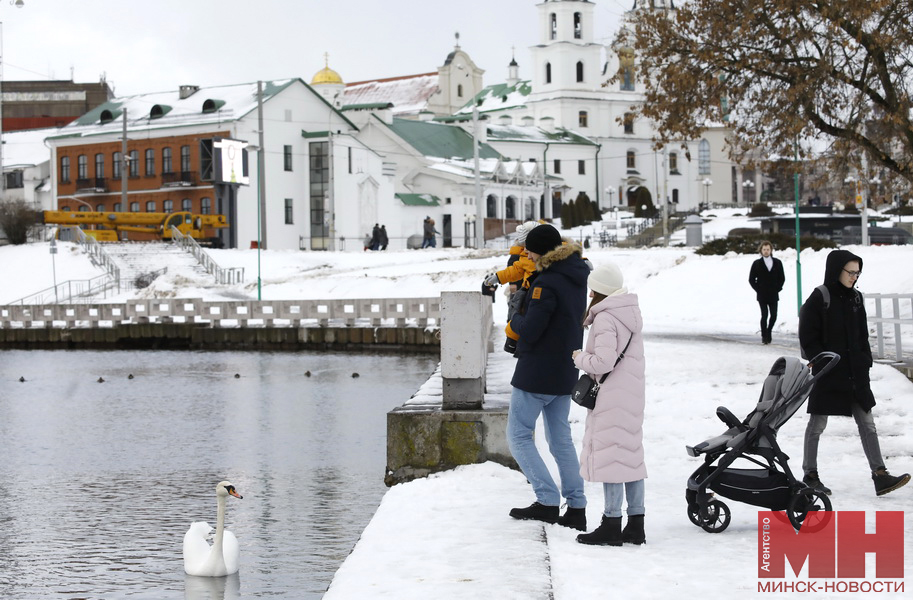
[43, 210, 229, 245]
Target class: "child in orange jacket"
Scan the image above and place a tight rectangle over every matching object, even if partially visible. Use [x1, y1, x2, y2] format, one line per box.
[483, 221, 540, 352]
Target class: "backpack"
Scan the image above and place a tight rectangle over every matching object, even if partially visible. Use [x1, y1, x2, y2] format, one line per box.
[800, 284, 862, 359]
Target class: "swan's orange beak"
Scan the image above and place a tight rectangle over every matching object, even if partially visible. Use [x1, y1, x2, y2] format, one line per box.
[229, 488, 243, 499]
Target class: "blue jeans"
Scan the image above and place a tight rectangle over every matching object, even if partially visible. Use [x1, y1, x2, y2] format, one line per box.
[507, 387, 586, 508]
[603, 480, 645, 518]
[803, 403, 885, 474]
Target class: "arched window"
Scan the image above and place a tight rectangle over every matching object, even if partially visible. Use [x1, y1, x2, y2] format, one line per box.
[574, 12, 582, 39]
[626, 150, 637, 170]
[624, 113, 634, 134]
[95, 204, 105, 212]
[578, 111, 588, 128]
[163, 199, 174, 213]
[669, 152, 679, 174]
[77, 155, 88, 180]
[146, 201, 156, 212]
[129, 150, 139, 177]
[486, 194, 497, 218]
[576, 61, 584, 82]
[550, 13, 557, 40]
[113, 203, 122, 212]
[180, 145, 191, 173]
[699, 140, 711, 175]
[201, 197, 212, 215]
[506, 196, 516, 220]
[182, 198, 193, 211]
[95, 153, 105, 178]
[145, 149, 155, 176]
[60, 156, 70, 183]
[113, 152, 122, 179]
[545, 62, 552, 84]
[130, 201, 140, 212]
[162, 147, 173, 174]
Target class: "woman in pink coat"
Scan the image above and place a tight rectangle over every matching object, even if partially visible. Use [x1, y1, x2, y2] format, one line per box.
[571, 261, 647, 546]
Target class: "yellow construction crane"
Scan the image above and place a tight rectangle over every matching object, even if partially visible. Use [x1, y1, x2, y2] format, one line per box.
[43, 211, 229, 245]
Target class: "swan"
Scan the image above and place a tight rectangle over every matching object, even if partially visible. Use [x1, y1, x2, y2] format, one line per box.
[183, 481, 243, 577]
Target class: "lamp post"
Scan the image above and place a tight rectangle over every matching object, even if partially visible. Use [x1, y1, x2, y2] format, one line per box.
[49, 237, 58, 303]
[701, 178, 712, 210]
[742, 179, 755, 206]
[844, 174, 873, 246]
[606, 186, 615, 207]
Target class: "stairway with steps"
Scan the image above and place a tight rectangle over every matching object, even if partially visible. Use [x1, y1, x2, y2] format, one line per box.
[104, 242, 210, 290]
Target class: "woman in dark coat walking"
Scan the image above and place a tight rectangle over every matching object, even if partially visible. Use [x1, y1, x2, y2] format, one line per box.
[748, 240, 785, 344]
[799, 249, 909, 496]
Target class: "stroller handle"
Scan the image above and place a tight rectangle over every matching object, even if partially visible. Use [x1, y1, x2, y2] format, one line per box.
[806, 351, 840, 381]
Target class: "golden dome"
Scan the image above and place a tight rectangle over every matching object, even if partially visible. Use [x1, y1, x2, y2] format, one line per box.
[311, 54, 343, 85]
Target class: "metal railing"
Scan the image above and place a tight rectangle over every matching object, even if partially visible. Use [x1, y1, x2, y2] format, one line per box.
[69, 227, 122, 290]
[0, 297, 441, 329]
[7, 273, 119, 305]
[867, 293, 913, 362]
[170, 226, 244, 284]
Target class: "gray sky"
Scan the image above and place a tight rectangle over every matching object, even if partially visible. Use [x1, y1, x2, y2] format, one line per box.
[4, 0, 626, 96]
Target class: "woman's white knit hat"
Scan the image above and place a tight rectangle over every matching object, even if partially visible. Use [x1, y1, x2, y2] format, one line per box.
[514, 221, 539, 246]
[588, 262, 624, 296]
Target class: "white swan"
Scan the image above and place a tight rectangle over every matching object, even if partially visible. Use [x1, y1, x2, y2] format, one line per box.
[183, 481, 243, 577]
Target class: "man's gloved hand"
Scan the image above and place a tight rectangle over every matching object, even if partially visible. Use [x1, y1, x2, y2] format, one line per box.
[484, 273, 500, 287]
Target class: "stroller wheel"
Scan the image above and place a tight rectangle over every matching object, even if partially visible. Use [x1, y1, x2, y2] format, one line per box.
[687, 500, 731, 533]
[787, 489, 833, 532]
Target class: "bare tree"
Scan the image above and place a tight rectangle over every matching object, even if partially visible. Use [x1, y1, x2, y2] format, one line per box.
[623, 0, 913, 182]
[0, 200, 40, 245]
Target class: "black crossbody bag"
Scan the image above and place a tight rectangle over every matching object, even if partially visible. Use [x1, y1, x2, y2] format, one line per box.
[570, 333, 634, 410]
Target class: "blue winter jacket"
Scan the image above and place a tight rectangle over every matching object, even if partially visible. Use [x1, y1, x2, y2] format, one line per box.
[509, 242, 589, 395]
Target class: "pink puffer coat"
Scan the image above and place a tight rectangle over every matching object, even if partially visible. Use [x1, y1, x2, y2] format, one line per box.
[573, 293, 647, 483]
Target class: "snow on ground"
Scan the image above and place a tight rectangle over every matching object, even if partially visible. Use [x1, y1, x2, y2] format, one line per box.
[2, 209, 912, 598]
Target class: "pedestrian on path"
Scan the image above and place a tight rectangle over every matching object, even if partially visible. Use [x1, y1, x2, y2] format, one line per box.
[748, 240, 785, 344]
[572, 261, 648, 546]
[799, 249, 910, 497]
[506, 224, 590, 530]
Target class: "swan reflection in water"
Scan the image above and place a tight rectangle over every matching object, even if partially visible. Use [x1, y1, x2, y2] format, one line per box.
[185, 572, 240, 600]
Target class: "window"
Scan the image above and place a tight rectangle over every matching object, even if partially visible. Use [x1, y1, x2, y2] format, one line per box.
[145, 149, 155, 176]
[623, 113, 634, 134]
[669, 152, 679, 174]
[672, 189, 680, 204]
[78, 205, 89, 212]
[348, 146, 352, 174]
[201, 197, 212, 214]
[162, 147, 173, 174]
[578, 111, 588, 128]
[77, 155, 88, 179]
[578, 160, 586, 175]
[574, 12, 582, 39]
[626, 151, 636, 170]
[113, 203, 122, 212]
[95, 203, 105, 212]
[506, 197, 516, 220]
[146, 201, 157, 212]
[553, 159, 561, 174]
[130, 201, 140, 212]
[182, 198, 192, 211]
[699, 139, 711, 175]
[60, 156, 70, 183]
[113, 152, 122, 179]
[285, 198, 294, 224]
[550, 13, 556, 40]
[180, 145, 191, 173]
[576, 61, 584, 83]
[457, 84, 463, 98]
[95, 153, 105, 178]
[545, 62, 552, 84]
[309, 141, 330, 249]
[284, 145, 293, 171]
[162, 200, 173, 213]
[129, 150, 139, 177]
[5, 171, 23, 189]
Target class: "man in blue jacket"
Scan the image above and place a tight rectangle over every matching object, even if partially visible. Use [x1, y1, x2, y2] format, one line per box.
[505, 224, 589, 531]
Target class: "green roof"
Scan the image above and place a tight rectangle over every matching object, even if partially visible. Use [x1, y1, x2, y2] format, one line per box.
[385, 118, 501, 160]
[396, 193, 441, 206]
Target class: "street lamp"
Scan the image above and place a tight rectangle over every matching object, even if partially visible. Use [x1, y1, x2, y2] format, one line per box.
[844, 174, 873, 246]
[701, 178, 712, 209]
[742, 179, 755, 205]
[605, 186, 616, 207]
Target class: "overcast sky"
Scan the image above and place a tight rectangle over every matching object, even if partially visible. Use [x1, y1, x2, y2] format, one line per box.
[3, 0, 627, 97]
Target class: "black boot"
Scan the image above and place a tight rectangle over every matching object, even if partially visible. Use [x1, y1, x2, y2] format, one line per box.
[872, 468, 911, 496]
[509, 502, 559, 524]
[576, 516, 622, 546]
[558, 507, 587, 531]
[622, 514, 645, 545]
[803, 470, 832, 495]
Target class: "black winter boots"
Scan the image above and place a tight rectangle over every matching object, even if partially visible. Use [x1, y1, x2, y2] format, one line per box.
[802, 470, 832, 495]
[872, 468, 911, 496]
[557, 507, 587, 531]
[622, 514, 646, 545]
[509, 502, 559, 524]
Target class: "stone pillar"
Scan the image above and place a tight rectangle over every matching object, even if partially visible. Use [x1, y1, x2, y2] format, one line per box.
[440, 291, 491, 410]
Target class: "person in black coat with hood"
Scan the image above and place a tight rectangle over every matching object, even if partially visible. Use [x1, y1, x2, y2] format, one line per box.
[799, 249, 910, 496]
[748, 240, 785, 344]
[505, 224, 589, 530]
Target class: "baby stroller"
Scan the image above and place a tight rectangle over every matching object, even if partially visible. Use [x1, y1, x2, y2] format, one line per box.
[685, 352, 839, 533]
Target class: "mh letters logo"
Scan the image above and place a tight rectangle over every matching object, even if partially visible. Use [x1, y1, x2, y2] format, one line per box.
[758, 511, 904, 578]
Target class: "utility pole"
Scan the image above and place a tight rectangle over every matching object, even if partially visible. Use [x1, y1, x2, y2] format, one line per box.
[257, 81, 267, 250]
[473, 104, 483, 249]
[121, 107, 128, 213]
